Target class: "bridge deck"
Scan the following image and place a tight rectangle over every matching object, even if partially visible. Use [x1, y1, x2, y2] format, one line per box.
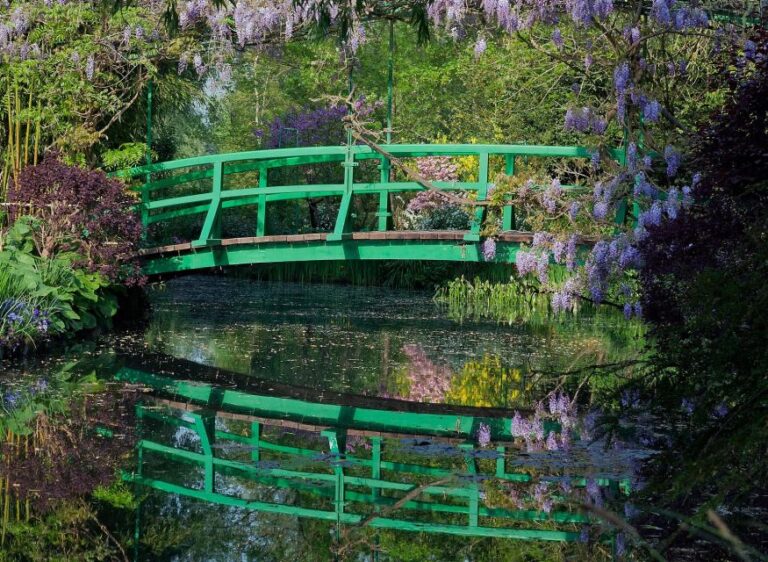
[139, 230, 540, 257]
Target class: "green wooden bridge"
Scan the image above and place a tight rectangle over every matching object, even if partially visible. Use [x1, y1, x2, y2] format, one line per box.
[118, 143, 623, 276]
[118, 356, 630, 550]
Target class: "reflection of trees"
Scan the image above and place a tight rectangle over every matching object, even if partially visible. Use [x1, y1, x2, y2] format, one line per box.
[436, 279, 647, 369]
[0, 371, 138, 559]
[143, 279, 648, 408]
[144, 312, 394, 395]
[137, 489, 331, 561]
[395, 347, 531, 408]
[446, 355, 528, 408]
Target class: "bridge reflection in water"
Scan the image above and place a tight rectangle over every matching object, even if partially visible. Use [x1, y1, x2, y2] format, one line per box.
[118, 355, 630, 554]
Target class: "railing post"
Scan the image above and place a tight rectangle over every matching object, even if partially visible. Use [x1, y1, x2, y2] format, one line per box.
[464, 152, 489, 242]
[257, 165, 267, 237]
[193, 161, 222, 247]
[503, 154, 516, 231]
[371, 436, 382, 562]
[328, 145, 356, 241]
[459, 443, 479, 528]
[322, 429, 347, 534]
[495, 445, 506, 477]
[614, 199, 628, 228]
[377, 157, 392, 231]
[250, 421, 261, 463]
[370, 436, 382, 503]
[140, 185, 150, 241]
[135, 405, 145, 478]
[192, 412, 216, 493]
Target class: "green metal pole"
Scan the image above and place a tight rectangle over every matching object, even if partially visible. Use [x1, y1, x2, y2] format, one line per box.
[503, 155, 515, 231]
[141, 80, 153, 237]
[386, 19, 394, 145]
[133, 405, 144, 562]
[145, 79, 153, 168]
[346, 57, 353, 148]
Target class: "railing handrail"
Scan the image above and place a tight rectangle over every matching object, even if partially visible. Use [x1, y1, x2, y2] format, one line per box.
[122, 142, 624, 264]
[115, 143, 619, 180]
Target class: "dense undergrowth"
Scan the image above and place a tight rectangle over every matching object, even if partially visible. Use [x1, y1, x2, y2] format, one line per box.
[0, 155, 142, 355]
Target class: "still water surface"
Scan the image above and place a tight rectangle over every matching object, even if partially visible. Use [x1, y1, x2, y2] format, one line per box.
[1, 276, 648, 561]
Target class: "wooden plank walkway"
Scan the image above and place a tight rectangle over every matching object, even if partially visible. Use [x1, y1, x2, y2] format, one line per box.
[137, 230, 543, 258]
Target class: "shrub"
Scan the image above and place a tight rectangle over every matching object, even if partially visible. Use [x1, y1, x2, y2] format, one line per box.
[0, 217, 119, 352]
[9, 154, 143, 285]
[637, 32, 768, 520]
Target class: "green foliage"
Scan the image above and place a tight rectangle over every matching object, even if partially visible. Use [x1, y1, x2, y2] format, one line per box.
[413, 204, 472, 230]
[167, 23, 592, 158]
[166, 17, 726, 163]
[101, 142, 150, 172]
[631, 36, 768, 544]
[435, 275, 555, 323]
[0, 500, 119, 562]
[92, 481, 138, 511]
[0, 1, 192, 196]
[0, 217, 118, 351]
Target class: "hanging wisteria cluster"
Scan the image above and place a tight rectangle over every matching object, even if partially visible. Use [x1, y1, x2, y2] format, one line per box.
[418, 0, 756, 315]
[0, 1, 167, 68]
[174, 0, 371, 76]
[509, 391, 580, 452]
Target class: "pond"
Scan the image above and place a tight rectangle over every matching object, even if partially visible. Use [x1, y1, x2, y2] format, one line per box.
[0, 275, 651, 561]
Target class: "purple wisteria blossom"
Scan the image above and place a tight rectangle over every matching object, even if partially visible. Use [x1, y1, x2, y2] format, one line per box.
[643, 99, 661, 122]
[564, 107, 591, 132]
[482, 237, 497, 261]
[477, 422, 492, 447]
[569, 201, 581, 220]
[552, 28, 563, 49]
[614, 62, 631, 92]
[85, 55, 95, 80]
[664, 145, 681, 177]
[474, 36, 487, 58]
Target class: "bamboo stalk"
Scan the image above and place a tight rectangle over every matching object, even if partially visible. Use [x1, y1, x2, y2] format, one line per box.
[23, 91, 33, 167]
[4, 80, 13, 200]
[33, 99, 41, 166]
[14, 82, 21, 189]
[1, 475, 9, 546]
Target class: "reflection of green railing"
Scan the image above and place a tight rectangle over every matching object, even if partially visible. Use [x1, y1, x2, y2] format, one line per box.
[121, 367, 631, 543]
[116, 367, 551, 439]
[116, 144, 621, 275]
[126, 404, 592, 542]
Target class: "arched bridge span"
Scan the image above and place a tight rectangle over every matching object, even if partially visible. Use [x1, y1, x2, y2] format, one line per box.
[117, 144, 620, 275]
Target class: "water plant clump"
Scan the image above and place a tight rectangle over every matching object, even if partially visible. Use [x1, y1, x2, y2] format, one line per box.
[435, 274, 577, 324]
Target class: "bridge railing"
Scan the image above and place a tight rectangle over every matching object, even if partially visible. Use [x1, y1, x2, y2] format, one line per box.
[125, 398, 629, 541]
[116, 144, 622, 249]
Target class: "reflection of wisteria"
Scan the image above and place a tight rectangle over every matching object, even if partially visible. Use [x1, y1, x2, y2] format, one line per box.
[399, 343, 452, 403]
[345, 434, 372, 454]
[477, 422, 491, 447]
[510, 392, 577, 453]
[506, 405, 655, 505]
